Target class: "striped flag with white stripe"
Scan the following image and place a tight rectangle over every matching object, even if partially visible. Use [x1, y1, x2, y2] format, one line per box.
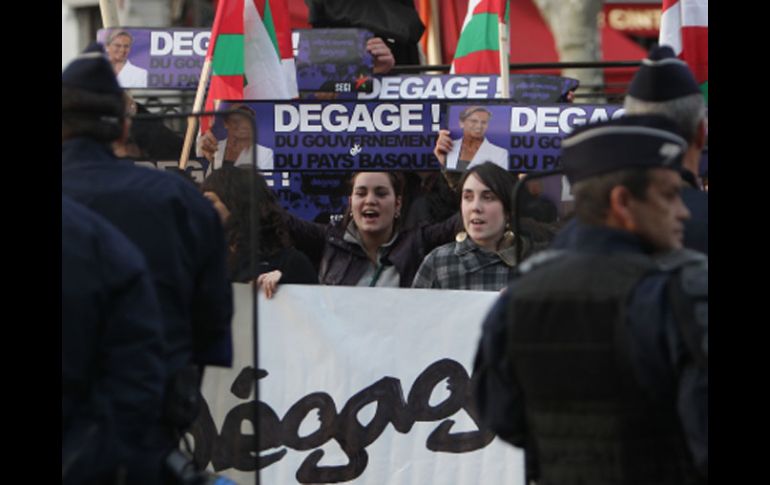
[659, 0, 708, 103]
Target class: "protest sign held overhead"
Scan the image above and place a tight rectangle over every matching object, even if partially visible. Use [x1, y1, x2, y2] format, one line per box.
[357, 74, 578, 101]
[210, 100, 624, 172]
[97, 28, 210, 89]
[296, 28, 374, 94]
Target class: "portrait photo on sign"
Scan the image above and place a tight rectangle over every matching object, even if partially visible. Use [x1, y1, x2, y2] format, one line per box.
[209, 101, 275, 171]
[445, 104, 510, 171]
[97, 28, 150, 89]
[97, 28, 209, 89]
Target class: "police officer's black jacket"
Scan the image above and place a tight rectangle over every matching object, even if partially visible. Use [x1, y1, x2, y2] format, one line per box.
[63, 138, 233, 373]
[62, 196, 165, 484]
[473, 222, 708, 485]
[680, 170, 708, 254]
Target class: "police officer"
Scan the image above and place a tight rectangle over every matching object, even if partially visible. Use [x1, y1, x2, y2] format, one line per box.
[62, 44, 233, 484]
[62, 195, 165, 484]
[472, 115, 708, 485]
[624, 44, 708, 254]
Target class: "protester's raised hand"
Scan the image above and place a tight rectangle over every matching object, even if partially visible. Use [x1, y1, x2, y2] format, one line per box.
[433, 130, 453, 167]
[255, 270, 283, 299]
[198, 130, 219, 163]
[367, 37, 396, 74]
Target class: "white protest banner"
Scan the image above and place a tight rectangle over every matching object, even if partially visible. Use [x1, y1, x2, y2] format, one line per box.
[194, 284, 525, 485]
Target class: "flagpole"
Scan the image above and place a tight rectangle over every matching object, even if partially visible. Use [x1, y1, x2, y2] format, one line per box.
[179, 58, 212, 170]
[498, 8, 510, 99]
[98, 0, 119, 27]
[428, 0, 443, 65]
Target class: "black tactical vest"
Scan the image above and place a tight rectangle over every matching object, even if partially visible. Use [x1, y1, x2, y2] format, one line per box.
[507, 251, 701, 485]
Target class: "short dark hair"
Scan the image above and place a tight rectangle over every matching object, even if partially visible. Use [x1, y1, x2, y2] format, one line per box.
[458, 162, 516, 217]
[572, 167, 651, 225]
[61, 86, 125, 142]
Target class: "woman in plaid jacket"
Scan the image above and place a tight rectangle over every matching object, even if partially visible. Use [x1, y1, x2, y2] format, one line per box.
[412, 163, 552, 291]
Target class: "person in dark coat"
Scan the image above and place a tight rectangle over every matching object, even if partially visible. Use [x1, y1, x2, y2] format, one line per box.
[62, 195, 165, 485]
[61, 43, 233, 484]
[472, 115, 708, 485]
[201, 166, 318, 297]
[305, 0, 423, 66]
[517, 175, 558, 224]
[283, 171, 461, 288]
[624, 45, 708, 254]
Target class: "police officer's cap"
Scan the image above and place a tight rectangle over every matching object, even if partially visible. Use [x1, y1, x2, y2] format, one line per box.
[62, 42, 122, 96]
[561, 115, 688, 184]
[627, 45, 700, 101]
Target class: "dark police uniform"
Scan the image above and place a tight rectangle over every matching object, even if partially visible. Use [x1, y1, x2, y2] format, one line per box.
[62, 138, 233, 372]
[62, 44, 233, 484]
[62, 196, 165, 485]
[472, 115, 708, 485]
[681, 171, 708, 254]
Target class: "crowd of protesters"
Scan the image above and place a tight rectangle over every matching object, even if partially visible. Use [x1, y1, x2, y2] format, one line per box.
[62, 15, 707, 483]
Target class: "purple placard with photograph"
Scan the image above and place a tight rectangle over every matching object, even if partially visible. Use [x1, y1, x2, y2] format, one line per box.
[211, 100, 441, 171]
[296, 28, 374, 94]
[97, 28, 210, 89]
[444, 103, 625, 172]
[207, 100, 626, 172]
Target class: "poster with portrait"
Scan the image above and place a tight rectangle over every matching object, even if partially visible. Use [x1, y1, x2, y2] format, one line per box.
[210, 100, 444, 172]
[97, 28, 210, 89]
[445, 104, 511, 171]
[140, 100, 624, 222]
[205, 103, 277, 172]
[445, 102, 626, 173]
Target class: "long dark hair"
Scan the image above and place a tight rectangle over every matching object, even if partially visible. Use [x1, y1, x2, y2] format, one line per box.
[201, 166, 291, 267]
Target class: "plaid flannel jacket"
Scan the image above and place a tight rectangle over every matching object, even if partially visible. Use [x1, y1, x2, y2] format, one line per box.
[412, 235, 528, 291]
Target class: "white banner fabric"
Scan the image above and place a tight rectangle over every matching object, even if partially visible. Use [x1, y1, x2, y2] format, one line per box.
[199, 284, 525, 485]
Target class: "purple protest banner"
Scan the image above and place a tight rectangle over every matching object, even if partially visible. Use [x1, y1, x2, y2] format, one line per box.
[296, 28, 374, 93]
[97, 28, 210, 89]
[446, 103, 625, 172]
[356, 75, 579, 102]
[207, 100, 624, 172]
[94, 28, 577, 100]
[211, 101, 444, 171]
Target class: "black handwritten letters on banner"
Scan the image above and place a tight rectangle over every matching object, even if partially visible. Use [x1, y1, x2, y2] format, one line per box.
[189, 360, 493, 483]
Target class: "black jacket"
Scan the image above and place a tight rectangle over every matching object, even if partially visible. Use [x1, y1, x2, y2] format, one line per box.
[63, 138, 233, 372]
[285, 212, 461, 287]
[473, 223, 708, 484]
[62, 196, 165, 485]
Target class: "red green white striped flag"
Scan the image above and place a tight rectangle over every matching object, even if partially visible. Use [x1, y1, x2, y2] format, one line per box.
[659, 0, 708, 104]
[451, 0, 510, 74]
[201, 0, 297, 133]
